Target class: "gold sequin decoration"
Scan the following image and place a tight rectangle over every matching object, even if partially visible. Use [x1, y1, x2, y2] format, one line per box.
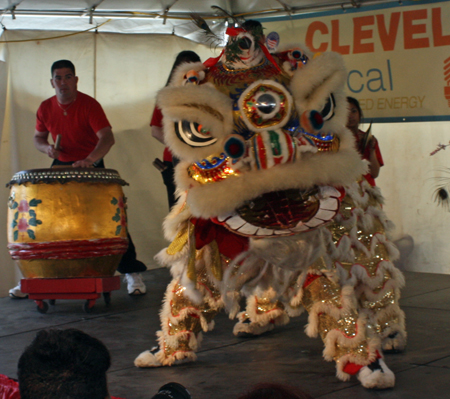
[334, 341, 369, 363]
[197, 266, 222, 302]
[302, 275, 342, 312]
[171, 284, 197, 317]
[329, 221, 350, 245]
[372, 315, 400, 335]
[188, 156, 240, 185]
[256, 297, 284, 315]
[168, 317, 202, 335]
[163, 338, 193, 356]
[356, 218, 385, 248]
[339, 195, 356, 221]
[308, 134, 340, 152]
[328, 196, 355, 244]
[318, 313, 370, 362]
[318, 312, 358, 341]
[170, 283, 219, 323]
[360, 289, 396, 311]
[370, 270, 392, 295]
[352, 242, 389, 276]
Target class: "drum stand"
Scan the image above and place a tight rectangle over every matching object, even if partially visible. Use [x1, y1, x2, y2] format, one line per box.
[20, 276, 121, 314]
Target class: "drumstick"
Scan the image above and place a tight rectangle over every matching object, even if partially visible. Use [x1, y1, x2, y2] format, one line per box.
[55, 134, 61, 150]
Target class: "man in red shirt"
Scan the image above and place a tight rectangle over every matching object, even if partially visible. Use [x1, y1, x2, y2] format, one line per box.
[9, 60, 146, 298]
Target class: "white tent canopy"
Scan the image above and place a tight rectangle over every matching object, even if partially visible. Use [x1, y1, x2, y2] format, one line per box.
[0, 0, 402, 40]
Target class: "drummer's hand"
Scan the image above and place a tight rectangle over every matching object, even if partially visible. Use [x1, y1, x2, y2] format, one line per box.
[72, 158, 95, 168]
[46, 144, 60, 159]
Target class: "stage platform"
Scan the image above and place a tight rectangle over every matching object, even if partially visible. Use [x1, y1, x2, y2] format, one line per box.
[1, 268, 450, 399]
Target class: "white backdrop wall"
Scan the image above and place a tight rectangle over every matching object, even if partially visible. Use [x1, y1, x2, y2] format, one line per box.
[375, 121, 450, 275]
[0, 30, 217, 297]
[1, 29, 450, 298]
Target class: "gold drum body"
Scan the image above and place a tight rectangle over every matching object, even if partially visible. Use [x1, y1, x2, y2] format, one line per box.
[6, 168, 129, 278]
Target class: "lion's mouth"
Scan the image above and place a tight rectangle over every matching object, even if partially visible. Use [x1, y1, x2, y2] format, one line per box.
[214, 186, 342, 237]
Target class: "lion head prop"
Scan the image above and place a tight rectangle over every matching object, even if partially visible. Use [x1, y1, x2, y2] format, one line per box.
[136, 21, 405, 391]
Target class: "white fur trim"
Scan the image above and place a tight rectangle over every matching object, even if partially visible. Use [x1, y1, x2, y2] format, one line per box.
[358, 359, 395, 389]
[177, 149, 366, 219]
[158, 85, 234, 163]
[169, 62, 206, 86]
[134, 350, 162, 368]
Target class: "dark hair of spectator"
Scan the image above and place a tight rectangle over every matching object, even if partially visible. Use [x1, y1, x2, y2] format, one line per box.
[347, 96, 364, 123]
[51, 60, 76, 76]
[236, 383, 314, 399]
[17, 329, 111, 399]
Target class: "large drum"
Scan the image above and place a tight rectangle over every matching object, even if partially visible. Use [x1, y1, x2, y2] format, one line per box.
[6, 168, 129, 278]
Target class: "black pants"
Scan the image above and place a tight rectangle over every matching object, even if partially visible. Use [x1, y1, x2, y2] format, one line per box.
[51, 159, 147, 274]
[161, 156, 180, 210]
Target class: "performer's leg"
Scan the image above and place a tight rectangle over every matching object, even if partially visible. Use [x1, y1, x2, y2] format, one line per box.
[233, 289, 290, 337]
[354, 261, 407, 353]
[135, 268, 222, 367]
[329, 181, 407, 353]
[347, 181, 407, 353]
[301, 270, 395, 389]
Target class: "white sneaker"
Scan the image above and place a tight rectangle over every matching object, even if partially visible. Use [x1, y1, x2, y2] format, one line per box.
[9, 282, 28, 299]
[124, 273, 146, 295]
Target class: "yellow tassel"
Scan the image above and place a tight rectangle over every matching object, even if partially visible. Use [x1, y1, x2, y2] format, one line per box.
[187, 223, 197, 282]
[209, 240, 223, 281]
[166, 224, 190, 255]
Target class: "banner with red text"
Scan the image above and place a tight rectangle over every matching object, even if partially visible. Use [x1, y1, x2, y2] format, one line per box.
[262, 0, 450, 122]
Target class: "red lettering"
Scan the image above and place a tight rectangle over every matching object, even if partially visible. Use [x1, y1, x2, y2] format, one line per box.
[331, 20, 350, 54]
[353, 16, 375, 53]
[432, 7, 450, 47]
[305, 21, 329, 52]
[376, 12, 400, 51]
[403, 9, 430, 49]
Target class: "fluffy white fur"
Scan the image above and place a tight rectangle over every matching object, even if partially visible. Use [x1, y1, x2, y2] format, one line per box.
[357, 359, 395, 389]
[157, 85, 234, 163]
[176, 149, 367, 219]
[290, 52, 348, 127]
[169, 61, 206, 86]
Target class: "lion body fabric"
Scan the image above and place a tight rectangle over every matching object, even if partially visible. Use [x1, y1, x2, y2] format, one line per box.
[135, 25, 406, 389]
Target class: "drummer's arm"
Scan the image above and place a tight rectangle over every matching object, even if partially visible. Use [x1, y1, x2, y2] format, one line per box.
[367, 137, 381, 179]
[34, 130, 60, 159]
[73, 126, 115, 168]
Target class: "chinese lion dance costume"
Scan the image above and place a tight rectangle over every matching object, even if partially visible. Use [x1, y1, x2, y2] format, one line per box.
[136, 21, 406, 389]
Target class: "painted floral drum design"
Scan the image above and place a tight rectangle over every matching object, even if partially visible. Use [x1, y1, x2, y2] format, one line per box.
[6, 168, 129, 278]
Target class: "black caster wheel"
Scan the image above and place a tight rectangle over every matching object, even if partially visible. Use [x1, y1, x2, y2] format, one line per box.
[37, 301, 49, 314]
[83, 300, 94, 313]
[103, 292, 111, 306]
[49, 299, 56, 306]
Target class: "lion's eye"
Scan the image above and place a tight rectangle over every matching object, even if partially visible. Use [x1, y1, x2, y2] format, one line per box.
[320, 94, 335, 121]
[174, 121, 217, 147]
[256, 93, 277, 115]
[238, 37, 252, 50]
[239, 81, 292, 131]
